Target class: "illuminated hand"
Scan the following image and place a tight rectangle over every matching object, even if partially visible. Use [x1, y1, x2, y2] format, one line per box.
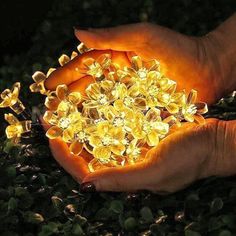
[74, 20, 236, 104]
[43, 116, 236, 192]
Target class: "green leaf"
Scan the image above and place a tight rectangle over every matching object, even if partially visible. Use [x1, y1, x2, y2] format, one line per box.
[208, 217, 225, 231]
[95, 208, 110, 220]
[140, 207, 154, 223]
[15, 187, 28, 197]
[221, 214, 236, 229]
[210, 198, 224, 213]
[74, 214, 87, 226]
[39, 222, 60, 236]
[6, 166, 16, 178]
[218, 230, 232, 236]
[72, 224, 84, 236]
[110, 200, 124, 214]
[124, 217, 137, 231]
[7, 197, 18, 213]
[150, 224, 165, 236]
[185, 230, 201, 236]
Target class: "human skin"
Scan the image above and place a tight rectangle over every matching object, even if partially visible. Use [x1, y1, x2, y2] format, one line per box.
[44, 14, 236, 193]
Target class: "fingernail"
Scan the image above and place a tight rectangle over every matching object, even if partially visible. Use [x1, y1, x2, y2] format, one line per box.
[80, 182, 96, 193]
[73, 26, 89, 31]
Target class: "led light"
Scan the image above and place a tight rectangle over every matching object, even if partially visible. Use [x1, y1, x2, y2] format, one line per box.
[4, 113, 31, 143]
[30, 71, 49, 95]
[33, 50, 208, 172]
[0, 82, 25, 114]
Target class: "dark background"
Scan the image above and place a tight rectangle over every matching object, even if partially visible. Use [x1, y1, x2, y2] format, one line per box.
[0, 0, 235, 59]
[0, 1, 236, 235]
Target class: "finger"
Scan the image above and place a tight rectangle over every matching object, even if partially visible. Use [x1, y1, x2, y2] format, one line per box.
[68, 75, 95, 97]
[45, 50, 111, 90]
[49, 138, 90, 182]
[45, 50, 130, 91]
[74, 23, 153, 51]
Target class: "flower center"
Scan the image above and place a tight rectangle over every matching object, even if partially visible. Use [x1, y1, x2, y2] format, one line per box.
[143, 121, 151, 133]
[87, 62, 103, 78]
[124, 96, 134, 107]
[113, 117, 124, 127]
[75, 131, 87, 142]
[137, 68, 148, 80]
[102, 135, 113, 146]
[98, 94, 108, 105]
[58, 117, 70, 129]
[149, 85, 159, 97]
[186, 104, 197, 115]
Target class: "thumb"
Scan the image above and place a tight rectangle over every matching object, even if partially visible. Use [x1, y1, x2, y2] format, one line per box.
[82, 149, 160, 192]
[74, 23, 154, 51]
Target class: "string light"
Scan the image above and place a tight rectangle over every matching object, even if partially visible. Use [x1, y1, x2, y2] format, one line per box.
[0, 82, 25, 114]
[1, 43, 208, 173]
[39, 44, 208, 172]
[4, 113, 31, 143]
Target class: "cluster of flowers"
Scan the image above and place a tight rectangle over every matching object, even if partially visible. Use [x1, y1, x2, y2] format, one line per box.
[31, 44, 207, 172]
[0, 43, 208, 172]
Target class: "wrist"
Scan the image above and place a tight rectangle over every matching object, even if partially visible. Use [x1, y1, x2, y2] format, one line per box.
[201, 119, 236, 178]
[206, 14, 236, 97]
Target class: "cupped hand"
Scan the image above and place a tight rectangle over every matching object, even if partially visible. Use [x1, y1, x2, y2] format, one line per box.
[74, 23, 229, 104]
[43, 114, 221, 193]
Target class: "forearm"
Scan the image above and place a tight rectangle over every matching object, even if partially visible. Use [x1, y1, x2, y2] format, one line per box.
[210, 14, 236, 95]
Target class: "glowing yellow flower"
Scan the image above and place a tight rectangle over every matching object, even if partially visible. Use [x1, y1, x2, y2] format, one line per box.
[58, 51, 79, 66]
[101, 104, 135, 132]
[0, 82, 25, 114]
[181, 90, 208, 123]
[43, 84, 83, 140]
[4, 113, 31, 143]
[113, 83, 147, 111]
[77, 43, 90, 54]
[30, 71, 49, 95]
[83, 80, 117, 109]
[125, 56, 160, 82]
[62, 118, 95, 155]
[44, 84, 81, 115]
[132, 108, 169, 146]
[126, 139, 143, 164]
[45, 112, 83, 140]
[83, 54, 111, 79]
[88, 121, 126, 162]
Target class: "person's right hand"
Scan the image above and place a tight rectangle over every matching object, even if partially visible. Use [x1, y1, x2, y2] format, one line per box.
[73, 23, 234, 104]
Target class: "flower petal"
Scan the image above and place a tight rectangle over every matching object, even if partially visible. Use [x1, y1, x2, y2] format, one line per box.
[195, 102, 208, 114]
[147, 130, 159, 146]
[187, 89, 197, 104]
[67, 92, 81, 105]
[93, 146, 111, 160]
[69, 141, 83, 155]
[46, 126, 63, 139]
[166, 103, 179, 114]
[56, 84, 68, 100]
[146, 108, 161, 122]
[89, 135, 102, 147]
[32, 71, 46, 83]
[193, 114, 205, 124]
[131, 56, 143, 70]
[45, 95, 60, 110]
[111, 144, 126, 155]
